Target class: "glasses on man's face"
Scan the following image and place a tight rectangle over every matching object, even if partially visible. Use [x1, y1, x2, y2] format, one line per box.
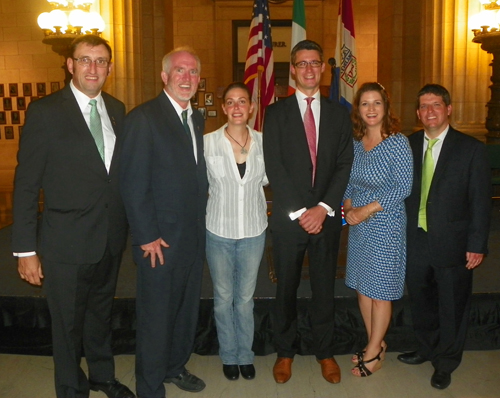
[294, 60, 323, 69]
[73, 57, 109, 68]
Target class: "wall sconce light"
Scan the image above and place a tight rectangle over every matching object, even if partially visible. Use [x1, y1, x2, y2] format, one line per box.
[470, 0, 500, 143]
[37, 0, 106, 85]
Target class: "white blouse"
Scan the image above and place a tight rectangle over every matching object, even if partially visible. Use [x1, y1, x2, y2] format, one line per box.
[204, 124, 268, 239]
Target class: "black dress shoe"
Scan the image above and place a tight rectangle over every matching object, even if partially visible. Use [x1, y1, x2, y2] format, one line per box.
[223, 364, 240, 380]
[164, 370, 206, 392]
[397, 351, 427, 365]
[89, 378, 136, 398]
[239, 364, 256, 380]
[431, 370, 451, 389]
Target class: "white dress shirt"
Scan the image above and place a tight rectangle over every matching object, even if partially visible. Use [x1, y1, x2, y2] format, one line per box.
[204, 124, 268, 239]
[422, 125, 449, 168]
[70, 80, 115, 172]
[296, 89, 320, 149]
[164, 90, 198, 163]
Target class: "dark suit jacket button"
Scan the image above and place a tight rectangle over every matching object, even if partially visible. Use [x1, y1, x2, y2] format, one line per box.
[105, 204, 108, 208]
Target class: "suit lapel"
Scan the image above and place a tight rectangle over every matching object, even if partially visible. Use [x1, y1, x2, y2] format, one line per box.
[102, 94, 120, 175]
[160, 94, 195, 145]
[413, 131, 424, 189]
[159, 93, 199, 166]
[317, 97, 333, 164]
[61, 86, 107, 175]
[286, 96, 312, 167]
[432, 127, 456, 188]
[192, 110, 205, 167]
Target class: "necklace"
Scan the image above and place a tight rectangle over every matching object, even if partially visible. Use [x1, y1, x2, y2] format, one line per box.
[225, 127, 249, 154]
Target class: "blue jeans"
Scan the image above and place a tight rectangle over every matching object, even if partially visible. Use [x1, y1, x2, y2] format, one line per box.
[206, 229, 266, 365]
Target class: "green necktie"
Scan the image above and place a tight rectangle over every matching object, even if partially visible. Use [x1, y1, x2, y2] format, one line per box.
[418, 138, 439, 231]
[182, 110, 191, 136]
[89, 99, 104, 161]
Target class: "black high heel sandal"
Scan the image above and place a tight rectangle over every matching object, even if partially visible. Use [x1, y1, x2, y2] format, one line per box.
[351, 350, 365, 364]
[352, 343, 387, 364]
[352, 347, 384, 377]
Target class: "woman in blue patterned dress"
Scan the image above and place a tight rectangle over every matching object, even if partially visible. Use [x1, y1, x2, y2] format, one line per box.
[343, 82, 413, 377]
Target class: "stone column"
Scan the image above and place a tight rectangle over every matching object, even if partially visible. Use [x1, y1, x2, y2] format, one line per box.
[421, 0, 490, 141]
[99, 0, 143, 111]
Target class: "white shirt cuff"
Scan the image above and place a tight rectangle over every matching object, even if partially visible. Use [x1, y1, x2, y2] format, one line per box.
[318, 202, 335, 217]
[289, 207, 307, 221]
[13, 251, 37, 257]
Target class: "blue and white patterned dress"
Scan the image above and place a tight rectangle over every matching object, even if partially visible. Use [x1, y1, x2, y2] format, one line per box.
[343, 133, 413, 300]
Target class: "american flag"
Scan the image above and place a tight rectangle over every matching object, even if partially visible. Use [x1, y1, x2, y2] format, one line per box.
[243, 0, 274, 131]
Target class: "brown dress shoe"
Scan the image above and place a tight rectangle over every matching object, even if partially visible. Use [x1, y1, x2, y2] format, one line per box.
[317, 357, 341, 384]
[273, 357, 293, 383]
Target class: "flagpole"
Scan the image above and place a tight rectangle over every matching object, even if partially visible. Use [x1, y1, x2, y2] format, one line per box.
[257, 67, 262, 130]
[328, 57, 338, 102]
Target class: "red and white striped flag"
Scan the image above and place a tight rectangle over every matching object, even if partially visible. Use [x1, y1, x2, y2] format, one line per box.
[287, 0, 307, 96]
[243, 0, 275, 131]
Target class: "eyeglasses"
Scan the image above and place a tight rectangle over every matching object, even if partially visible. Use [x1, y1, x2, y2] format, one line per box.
[294, 60, 323, 69]
[73, 57, 109, 68]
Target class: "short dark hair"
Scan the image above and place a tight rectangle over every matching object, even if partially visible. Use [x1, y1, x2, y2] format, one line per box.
[223, 82, 252, 101]
[351, 82, 401, 141]
[416, 84, 451, 108]
[70, 34, 112, 61]
[290, 40, 323, 65]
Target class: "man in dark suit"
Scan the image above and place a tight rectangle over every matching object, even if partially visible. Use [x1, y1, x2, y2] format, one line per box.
[398, 84, 491, 389]
[263, 40, 353, 384]
[120, 47, 208, 398]
[11, 35, 134, 398]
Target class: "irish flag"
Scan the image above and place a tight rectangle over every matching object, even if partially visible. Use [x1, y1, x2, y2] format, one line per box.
[287, 0, 306, 95]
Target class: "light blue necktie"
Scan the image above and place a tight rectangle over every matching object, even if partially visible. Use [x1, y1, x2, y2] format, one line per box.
[89, 99, 105, 161]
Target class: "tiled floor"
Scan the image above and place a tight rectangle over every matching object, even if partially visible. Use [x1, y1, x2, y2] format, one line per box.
[1, 351, 500, 398]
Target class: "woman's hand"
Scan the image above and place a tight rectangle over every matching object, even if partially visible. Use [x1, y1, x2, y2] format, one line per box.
[345, 206, 369, 225]
[344, 201, 382, 226]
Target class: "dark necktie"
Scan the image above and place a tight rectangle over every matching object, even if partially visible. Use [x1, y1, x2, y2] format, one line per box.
[182, 110, 191, 137]
[304, 97, 317, 185]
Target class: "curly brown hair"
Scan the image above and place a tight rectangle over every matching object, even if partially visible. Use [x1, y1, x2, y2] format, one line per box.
[351, 82, 400, 141]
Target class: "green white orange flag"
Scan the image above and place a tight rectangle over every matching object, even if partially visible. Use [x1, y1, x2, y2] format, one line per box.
[287, 0, 306, 95]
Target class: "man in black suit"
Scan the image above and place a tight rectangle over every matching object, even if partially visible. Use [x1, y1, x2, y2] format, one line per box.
[11, 35, 134, 398]
[263, 40, 353, 384]
[398, 84, 491, 389]
[120, 47, 208, 398]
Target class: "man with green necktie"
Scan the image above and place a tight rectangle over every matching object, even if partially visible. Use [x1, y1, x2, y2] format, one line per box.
[11, 35, 135, 398]
[399, 84, 491, 390]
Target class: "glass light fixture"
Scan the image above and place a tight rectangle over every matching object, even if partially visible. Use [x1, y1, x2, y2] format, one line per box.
[37, 12, 54, 32]
[37, 0, 103, 37]
[471, 1, 500, 36]
[483, 0, 500, 10]
[68, 9, 87, 34]
[86, 11, 105, 33]
[49, 9, 68, 33]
